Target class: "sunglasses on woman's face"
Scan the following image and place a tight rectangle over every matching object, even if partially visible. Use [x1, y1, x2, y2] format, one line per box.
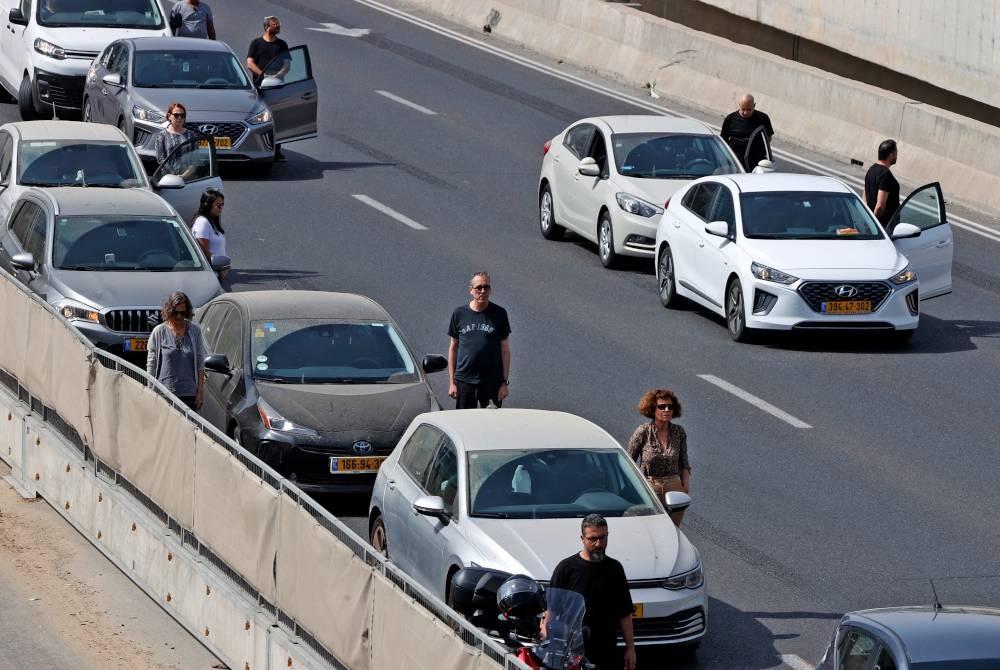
[656, 403, 674, 411]
[170, 112, 186, 119]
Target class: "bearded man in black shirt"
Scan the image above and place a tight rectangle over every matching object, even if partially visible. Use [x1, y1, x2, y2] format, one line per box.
[247, 15, 291, 160]
[864, 139, 901, 227]
[548, 514, 637, 670]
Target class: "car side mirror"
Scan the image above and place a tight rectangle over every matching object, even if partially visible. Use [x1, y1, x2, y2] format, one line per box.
[890, 222, 921, 240]
[413, 495, 450, 522]
[210, 254, 231, 272]
[155, 174, 185, 189]
[11, 252, 36, 272]
[259, 76, 283, 90]
[204, 353, 231, 376]
[577, 157, 600, 177]
[704, 220, 731, 238]
[664, 490, 691, 514]
[101, 72, 122, 87]
[422, 354, 448, 374]
[8, 8, 27, 25]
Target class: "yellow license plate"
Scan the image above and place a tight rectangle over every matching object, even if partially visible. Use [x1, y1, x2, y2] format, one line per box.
[213, 136, 232, 149]
[330, 456, 385, 474]
[822, 300, 872, 314]
[631, 603, 643, 618]
[124, 337, 148, 352]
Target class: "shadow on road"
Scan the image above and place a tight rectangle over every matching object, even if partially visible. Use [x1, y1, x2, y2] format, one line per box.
[221, 156, 392, 182]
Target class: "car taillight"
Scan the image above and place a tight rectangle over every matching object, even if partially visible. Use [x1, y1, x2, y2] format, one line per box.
[543, 140, 551, 155]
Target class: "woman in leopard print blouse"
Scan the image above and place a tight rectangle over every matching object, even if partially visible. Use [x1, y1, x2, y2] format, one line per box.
[626, 388, 691, 525]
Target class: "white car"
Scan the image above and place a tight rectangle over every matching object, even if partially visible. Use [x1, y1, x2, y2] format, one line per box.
[369, 409, 707, 652]
[0, 120, 222, 223]
[653, 173, 953, 343]
[0, 0, 169, 120]
[537, 115, 744, 268]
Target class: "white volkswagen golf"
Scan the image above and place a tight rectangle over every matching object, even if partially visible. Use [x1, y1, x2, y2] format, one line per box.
[654, 173, 952, 343]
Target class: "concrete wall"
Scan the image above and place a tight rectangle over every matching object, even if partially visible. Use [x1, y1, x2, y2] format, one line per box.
[693, 0, 1000, 111]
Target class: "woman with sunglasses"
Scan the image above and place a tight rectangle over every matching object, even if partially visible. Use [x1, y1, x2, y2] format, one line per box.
[191, 188, 227, 282]
[146, 291, 207, 411]
[627, 388, 691, 526]
[153, 102, 197, 178]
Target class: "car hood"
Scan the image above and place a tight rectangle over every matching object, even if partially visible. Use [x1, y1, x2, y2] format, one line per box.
[48, 269, 221, 309]
[466, 515, 683, 581]
[44, 27, 168, 51]
[744, 238, 903, 275]
[135, 89, 260, 115]
[615, 174, 697, 206]
[257, 382, 432, 434]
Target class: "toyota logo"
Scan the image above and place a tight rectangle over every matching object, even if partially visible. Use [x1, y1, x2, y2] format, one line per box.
[198, 124, 219, 135]
[352, 440, 373, 455]
[834, 285, 859, 298]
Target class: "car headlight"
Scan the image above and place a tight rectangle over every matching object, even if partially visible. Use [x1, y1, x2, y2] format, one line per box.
[59, 303, 100, 323]
[751, 262, 798, 285]
[615, 192, 663, 218]
[34, 38, 66, 60]
[662, 563, 703, 590]
[246, 107, 272, 124]
[132, 105, 167, 124]
[256, 398, 319, 437]
[889, 266, 917, 285]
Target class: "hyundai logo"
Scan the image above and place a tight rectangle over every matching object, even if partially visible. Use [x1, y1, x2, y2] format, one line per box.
[352, 440, 373, 455]
[198, 124, 220, 135]
[834, 285, 859, 298]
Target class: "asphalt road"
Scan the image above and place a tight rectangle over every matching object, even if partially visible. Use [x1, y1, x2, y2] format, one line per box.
[3, 0, 1000, 667]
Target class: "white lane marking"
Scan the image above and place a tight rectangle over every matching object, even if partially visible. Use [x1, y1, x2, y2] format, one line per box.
[307, 22, 371, 37]
[351, 0, 1000, 244]
[698, 374, 812, 429]
[781, 654, 815, 670]
[352, 194, 429, 230]
[375, 89, 439, 115]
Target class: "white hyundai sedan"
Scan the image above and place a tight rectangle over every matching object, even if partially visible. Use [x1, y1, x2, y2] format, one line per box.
[369, 409, 707, 652]
[653, 173, 953, 343]
[538, 115, 744, 268]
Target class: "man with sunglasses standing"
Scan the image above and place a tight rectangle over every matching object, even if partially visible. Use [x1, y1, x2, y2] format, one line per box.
[447, 272, 511, 409]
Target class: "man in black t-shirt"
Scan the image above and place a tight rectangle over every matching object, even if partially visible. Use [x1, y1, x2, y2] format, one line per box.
[549, 514, 636, 670]
[447, 272, 511, 409]
[864, 139, 901, 227]
[247, 15, 291, 159]
[720, 93, 774, 171]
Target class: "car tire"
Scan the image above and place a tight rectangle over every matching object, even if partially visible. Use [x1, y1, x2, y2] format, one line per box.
[657, 245, 682, 308]
[370, 515, 388, 557]
[726, 278, 752, 342]
[539, 185, 564, 240]
[82, 97, 93, 123]
[18, 76, 38, 121]
[598, 211, 617, 269]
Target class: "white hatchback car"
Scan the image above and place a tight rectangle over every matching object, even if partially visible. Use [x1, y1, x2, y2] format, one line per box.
[653, 173, 953, 343]
[369, 409, 707, 652]
[537, 115, 744, 268]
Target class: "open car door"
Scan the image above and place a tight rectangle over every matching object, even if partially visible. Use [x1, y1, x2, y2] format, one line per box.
[150, 136, 223, 223]
[257, 45, 318, 144]
[888, 182, 953, 299]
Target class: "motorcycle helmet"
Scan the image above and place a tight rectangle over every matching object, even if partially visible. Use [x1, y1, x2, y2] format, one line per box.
[496, 574, 546, 622]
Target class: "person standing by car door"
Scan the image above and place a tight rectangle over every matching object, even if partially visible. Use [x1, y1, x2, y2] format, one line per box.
[447, 272, 511, 409]
[720, 93, 774, 171]
[246, 16, 290, 160]
[627, 388, 691, 526]
[864, 139, 900, 227]
[191, 188, 227, 283]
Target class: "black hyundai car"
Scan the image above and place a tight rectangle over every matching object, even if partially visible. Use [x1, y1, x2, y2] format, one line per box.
[197, 290, 446, 493]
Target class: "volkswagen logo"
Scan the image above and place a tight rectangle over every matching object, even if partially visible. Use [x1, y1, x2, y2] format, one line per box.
[834, 285, 859, 298]
[198, 124, 220, 135]
[352, 440, 373, 455]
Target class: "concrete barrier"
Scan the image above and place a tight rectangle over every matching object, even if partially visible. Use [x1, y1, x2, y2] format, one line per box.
[394, 0, 1000, 215]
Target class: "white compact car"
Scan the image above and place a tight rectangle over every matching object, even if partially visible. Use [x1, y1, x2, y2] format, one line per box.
[537, 115, 744, 268]
[0, 0, 169, 120]
[369, 409, 707, 652]
[653, 173, 953, 343]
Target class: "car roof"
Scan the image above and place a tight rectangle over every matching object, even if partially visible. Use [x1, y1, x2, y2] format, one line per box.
[29, 187, 176, 217]
[587, 115, 716, 136]
[415, 409, 620, 452]
[850, 606, 1000, 663]
[127, 36, 234, 53]
[714, 172, 853, 194]
[3, 120, 129, 143]
[211, 290, 393, 321]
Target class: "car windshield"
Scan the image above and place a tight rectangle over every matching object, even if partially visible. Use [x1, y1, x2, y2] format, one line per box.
[740, 191, 884, 239]
[36, 0, 164, 29]
[133, 51, 252, 89]
[613, 133, 742, 179]
[18, 140, 146, 188]
[250, 320, 418, 384]
[468, 448, 663, 519]
[53, 216, 203, 271]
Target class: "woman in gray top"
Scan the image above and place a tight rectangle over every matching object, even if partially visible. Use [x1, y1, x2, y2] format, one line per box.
[153, 102, 197, 179]
[147, 291, 207, 410]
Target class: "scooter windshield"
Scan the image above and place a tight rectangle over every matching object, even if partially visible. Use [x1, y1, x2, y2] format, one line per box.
[537, 588, 586, 670]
